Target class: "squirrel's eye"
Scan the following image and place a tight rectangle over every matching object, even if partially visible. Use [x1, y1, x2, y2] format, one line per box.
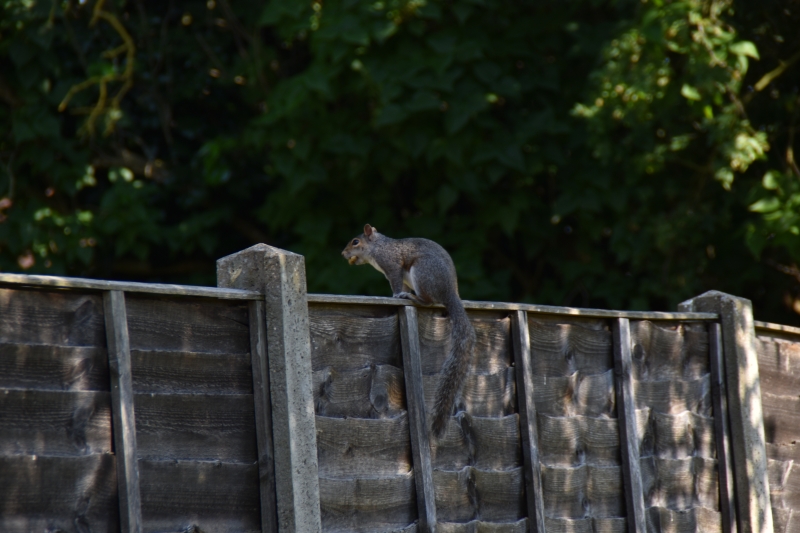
[352, 239, 360, 245]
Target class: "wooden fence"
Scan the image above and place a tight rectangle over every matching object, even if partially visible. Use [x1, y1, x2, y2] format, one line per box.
[0, 243, 798, 533]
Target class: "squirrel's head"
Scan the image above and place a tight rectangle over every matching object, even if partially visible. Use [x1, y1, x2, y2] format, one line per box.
[342, 224, 380, 265]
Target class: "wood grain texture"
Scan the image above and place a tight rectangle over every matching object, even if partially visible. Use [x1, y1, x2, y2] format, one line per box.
[124, 294, 250, 354]
[0, 343, 109, 391]
[629, 321, 709, 381]
[0, 389, 112, 456]
[537, 414, 621, 467]
[532, 370, 616, 418]
[632, 376, 712, 416]
[437, 518, 528, 533]
[316, 414, 412, 477]
[0, 287, 106, 346]
[139, 459, 260, 532]
[133, 393, 256, 462]
[313, 364, 406, 418]
[130, 349, 252, 394]
[768, 458, 800, 510]
[709, 322, 736, 533]
[104, 290, 142, 533]
[418, 312, 513, 375]
[0, 454, 119, 532]
[540, 464, 625, 519]
[757, 392, 800, 445]
[430, 413, 521, 471]
[422, 367, 516, 418]
[645, 506, 721, 532]
[640, 457, 719, 511]
[433, 467, 526, 523]
[319, 472, 417, 532]
[756, 335, 800, 410]
[528, 320, 613, 377]
[310, 311, 401, 371]
[544, 517, 627, 533]
[771, 507, 799, 533]
[646, 410, 716, 460]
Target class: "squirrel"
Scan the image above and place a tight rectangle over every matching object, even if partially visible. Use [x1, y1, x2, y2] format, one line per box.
[342, 224, 476, 437]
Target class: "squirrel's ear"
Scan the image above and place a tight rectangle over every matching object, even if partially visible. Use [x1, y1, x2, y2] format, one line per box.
[364, 224, 373, 236]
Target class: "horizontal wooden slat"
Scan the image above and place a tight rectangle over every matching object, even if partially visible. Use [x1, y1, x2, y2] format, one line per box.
[130, 349, 252, 395]
[0, 343, 109, 391]
[139, 459, 260, 531]
[767, 442, 800, 463]
[633, 376, 712, 416]
[756, 336, 800, 399]
[528, 321, 612, 377]
[419, 313, 513, 375]
[433, 467, 525, 523]
[640, 456, 719, 510]
[316, 415, 412, 477]
[768, 458, 800, 510]
[319, 472, 417, 532]
[313, 364, 406, 418]
[430, 414, 521, 470]
[422, 367, 516, 417]
[306, 294, 718, 320]
[630, 321, 709, 380]
[772, 507, 799, 533]
[544, 517, 627, 533]
[0, 288, 106, 347]
[0, 454, 119, 532]
[646, 410, 716, 460]
[538, 414, 620, 467]
[310, 311, 401, 371]
[125, 295, 250, 354]
[758, 392, 800, 445]
[540, 464, 625, 519]
[755, 321, 800, 337]
[0, 389, 112, 456]
[0, 272, 261, 299]
[645, 506, 721, 532]
[134, 393, 256, 462]
[532, 370, 616, 418]
[438, 518, 528, 532]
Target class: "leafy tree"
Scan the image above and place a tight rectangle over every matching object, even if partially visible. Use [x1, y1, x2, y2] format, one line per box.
[1, 0, 798, 323]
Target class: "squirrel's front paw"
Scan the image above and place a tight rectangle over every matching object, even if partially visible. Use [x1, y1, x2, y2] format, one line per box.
[394, 292, 414, 300]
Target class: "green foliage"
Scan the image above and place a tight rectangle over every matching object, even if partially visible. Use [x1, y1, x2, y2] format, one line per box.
[1, 0, 799, 322]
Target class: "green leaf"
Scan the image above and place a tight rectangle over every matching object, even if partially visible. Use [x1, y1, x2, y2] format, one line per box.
[680, 84, 701, 101]
[762, 171, 780, 190]
[749, 197, 780, 213]
[729, 41, 760, 59]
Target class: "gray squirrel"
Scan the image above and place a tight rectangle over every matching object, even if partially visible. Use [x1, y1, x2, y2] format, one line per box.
[342, 224, 476, 437]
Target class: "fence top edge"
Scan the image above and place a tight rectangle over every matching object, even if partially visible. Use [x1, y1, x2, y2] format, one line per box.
[0, 273, 262, 300]
[307, 294, 719, 321]
[754, 320, 800, 337]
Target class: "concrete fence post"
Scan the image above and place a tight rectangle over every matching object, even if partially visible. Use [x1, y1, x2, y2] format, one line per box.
[217, 244, 321, 533]
[679, 291, 773, 533]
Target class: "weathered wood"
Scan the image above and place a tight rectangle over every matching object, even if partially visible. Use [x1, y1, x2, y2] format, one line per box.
[133, 393, 256, 462]
[544, 517, 627, 533]
[755, 321, 800, 337]
[531, 369, 616, 418]
[710, 322, 737, 533]
[629, 321, 710, 381]
[645, 506, 722, 532]
[433, 467, 526, 523]
[399, 305, 437, 533]
[538, 414, 621, 467]
[438, 519, 528, 533]
[139, 459, 260, 532]
[511, 310, 546, 533]
[613, 318, 646, 533]
[768, 458, 800, 510]
[130, 349, 252, 394]
[679, 291, 773, 533]
[310, 311, 402, 370]
[422, 367, 516, 417]
[640, 456, 719, 510]
[318, 472, 417, 532]
[316, 414, 412, 477]
[430, 413, 521, 471]
[0, 272, 261, 299]
[755, 336, 800, 402]
[217, 244, 321, 533]
[0, 389, 112, 456]
[540, 464, 625, 519]
[104, 290, 142, 533]
[0, 287, 106, 346]
[313, 364, 406, 418]
[528, 320, 613, 377]
[770, 507, 798, 533]
[418, 313, 513, 375]
[649, 410, 716, 460]
[249, 299, 278, 533]
[633, 376, 712, 416]
[0, 343, 109, 391]
[0, 454, 119, 532]
[125, 294, 250, 354]
[306, 293, 718, 321]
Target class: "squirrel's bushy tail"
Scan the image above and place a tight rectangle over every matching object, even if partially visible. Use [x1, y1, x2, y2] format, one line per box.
[431, 295, 476, 438]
